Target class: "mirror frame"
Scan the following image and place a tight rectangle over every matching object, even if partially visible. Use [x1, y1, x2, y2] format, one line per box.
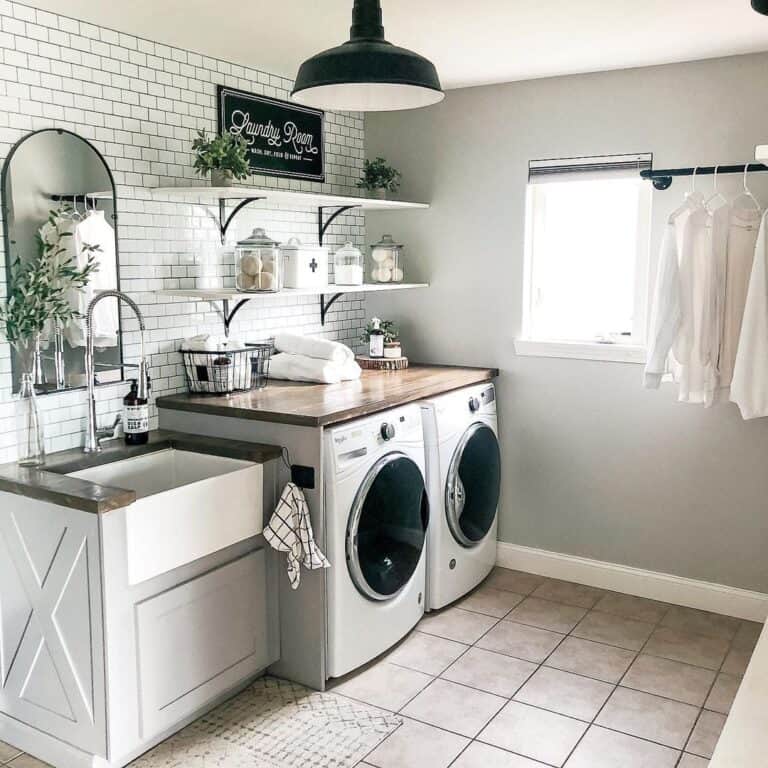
[1, 127, 125, 394]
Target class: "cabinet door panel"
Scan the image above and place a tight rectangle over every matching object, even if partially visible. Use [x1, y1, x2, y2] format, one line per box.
[135, 550, 269, 738]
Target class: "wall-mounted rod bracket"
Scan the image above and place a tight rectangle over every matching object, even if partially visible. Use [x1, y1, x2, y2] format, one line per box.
[320, 292, 343, 326]
[217, 197, 266, 244]
[318, 205, 358, 246]
[640, 162, 768, 191]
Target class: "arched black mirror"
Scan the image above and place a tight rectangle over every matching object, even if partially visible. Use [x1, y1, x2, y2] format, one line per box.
[1, 128, 123, 394]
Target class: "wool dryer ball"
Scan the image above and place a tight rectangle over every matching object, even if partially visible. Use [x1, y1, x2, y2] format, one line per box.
[240, 253, 262, 276]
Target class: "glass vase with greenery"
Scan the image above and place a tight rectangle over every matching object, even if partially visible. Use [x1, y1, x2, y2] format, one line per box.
[192, 130, 250, 187]
[0, 210, 99, 465]
[357, 157, 402, 198]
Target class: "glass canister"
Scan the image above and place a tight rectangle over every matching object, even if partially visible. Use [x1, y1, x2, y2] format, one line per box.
[334, 241, 364, 286]
[235, 228, 282, 292]
[370, 234, 404, 283]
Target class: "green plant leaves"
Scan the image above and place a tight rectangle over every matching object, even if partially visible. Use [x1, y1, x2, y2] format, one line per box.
[357, 157, 402, 193]
[192, 129, 250, 180]
[0, 210, 100, 345]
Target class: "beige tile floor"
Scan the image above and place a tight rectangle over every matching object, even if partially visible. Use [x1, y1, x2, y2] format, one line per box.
[341, 568, 762, 768]
[1, 567, 762, 768]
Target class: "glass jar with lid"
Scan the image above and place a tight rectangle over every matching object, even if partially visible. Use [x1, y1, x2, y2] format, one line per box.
[334, 241, 364, 286]
[370, 234, 404, 283]
[235, 228, 282, 293]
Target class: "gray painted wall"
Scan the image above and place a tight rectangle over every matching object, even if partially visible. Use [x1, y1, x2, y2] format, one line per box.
[365, 52, 768, 593]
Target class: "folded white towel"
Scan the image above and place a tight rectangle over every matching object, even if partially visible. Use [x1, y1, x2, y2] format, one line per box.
[182, 334, 246, 352]
[274, 333, 354, 365]
[269, 352, 361, 384]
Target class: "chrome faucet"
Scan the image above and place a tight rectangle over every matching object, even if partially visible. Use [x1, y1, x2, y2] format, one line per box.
[84, 290, 149, 453]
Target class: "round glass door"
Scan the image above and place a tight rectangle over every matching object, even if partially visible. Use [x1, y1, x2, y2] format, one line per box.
[347, 452, 429, 601]
[445, 423, 501, 548]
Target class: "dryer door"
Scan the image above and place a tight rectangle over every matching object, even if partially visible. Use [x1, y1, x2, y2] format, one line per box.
[347, 452, 429, 602]
[445, 423, 501, 548]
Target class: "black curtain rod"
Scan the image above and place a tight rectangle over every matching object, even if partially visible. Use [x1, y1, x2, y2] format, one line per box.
[640, 162, 768, 190]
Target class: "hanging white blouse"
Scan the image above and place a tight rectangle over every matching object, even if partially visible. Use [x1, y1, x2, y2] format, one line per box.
[669, 198, 718, 405]
[65, 210, 119, 348]
[718, 207, 762, 390]
[731, 213, 768, 419]
[644, 193, 711, 393]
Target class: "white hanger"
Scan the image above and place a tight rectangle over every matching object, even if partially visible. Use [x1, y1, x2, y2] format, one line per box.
[705, 165, 728, 212]
[670, 165, 703, 223]
[732, 164, 762, 212]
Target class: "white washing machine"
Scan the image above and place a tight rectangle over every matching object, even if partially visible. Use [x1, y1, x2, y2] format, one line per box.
[324, 404, 429, 679]
[422, 383, 500, 611]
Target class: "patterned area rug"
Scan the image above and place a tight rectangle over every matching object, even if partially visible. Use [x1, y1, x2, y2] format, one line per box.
[130, 676, 402, 768]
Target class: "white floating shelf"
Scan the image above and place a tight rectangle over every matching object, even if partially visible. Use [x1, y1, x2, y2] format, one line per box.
[149, 185, 429, 212]
[157, 283, 428, 328]
[158, 283, 428, 301]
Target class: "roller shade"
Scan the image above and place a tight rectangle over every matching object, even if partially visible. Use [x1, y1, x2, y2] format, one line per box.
[529, 153, 652, 184]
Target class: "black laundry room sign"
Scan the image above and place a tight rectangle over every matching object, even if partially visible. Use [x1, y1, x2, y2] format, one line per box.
[217, 86, 325, 182]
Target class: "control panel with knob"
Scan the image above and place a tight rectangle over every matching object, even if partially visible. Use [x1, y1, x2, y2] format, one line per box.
[380, 422, 396, 441]
[468, 396, 481, 413]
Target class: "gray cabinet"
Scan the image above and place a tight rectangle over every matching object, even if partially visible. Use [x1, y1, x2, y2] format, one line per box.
[135, 551, 271, 737]
[0, 494, 107, 758]
[0, 456, 280, 768]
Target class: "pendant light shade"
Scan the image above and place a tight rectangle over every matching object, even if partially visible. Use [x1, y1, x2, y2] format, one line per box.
[291, 0, 444, 112]
[754, 0, 768, 13]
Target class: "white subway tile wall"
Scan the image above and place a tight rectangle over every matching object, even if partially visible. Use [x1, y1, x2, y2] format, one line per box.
[0, 0, 369, 463]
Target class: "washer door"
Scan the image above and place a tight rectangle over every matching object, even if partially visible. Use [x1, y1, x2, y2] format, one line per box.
[347, 452, 429, 602]
[445, 423, 501, 548]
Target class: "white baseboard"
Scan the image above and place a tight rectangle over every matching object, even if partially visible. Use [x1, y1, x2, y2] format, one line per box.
[496, 542, 768, 623]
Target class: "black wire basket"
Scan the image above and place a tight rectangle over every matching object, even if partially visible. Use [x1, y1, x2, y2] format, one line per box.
[181, 339, 274, 395]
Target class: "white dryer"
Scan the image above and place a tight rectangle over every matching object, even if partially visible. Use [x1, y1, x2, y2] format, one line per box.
[324, 404, 428, 679]
[421, 383, 500, 611]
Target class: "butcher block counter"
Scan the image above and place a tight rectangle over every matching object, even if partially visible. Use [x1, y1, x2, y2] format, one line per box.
[156, 364, 498, 427]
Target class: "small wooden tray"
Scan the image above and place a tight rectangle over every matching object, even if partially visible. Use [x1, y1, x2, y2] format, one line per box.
[356, 355, 409, 371]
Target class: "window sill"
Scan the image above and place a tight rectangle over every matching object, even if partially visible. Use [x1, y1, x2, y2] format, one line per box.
[514, 339, 647, 364]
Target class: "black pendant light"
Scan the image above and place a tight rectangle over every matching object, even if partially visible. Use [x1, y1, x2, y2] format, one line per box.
[753, 0, 768, 13]
[291, 0, 444, 112]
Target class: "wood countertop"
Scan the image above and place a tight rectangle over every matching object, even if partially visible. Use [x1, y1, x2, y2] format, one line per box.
[0, 430, 282, 514]
[157, 364, 499, 427]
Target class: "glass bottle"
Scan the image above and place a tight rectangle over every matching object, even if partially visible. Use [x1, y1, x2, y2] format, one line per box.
[17, 372, 45, 467]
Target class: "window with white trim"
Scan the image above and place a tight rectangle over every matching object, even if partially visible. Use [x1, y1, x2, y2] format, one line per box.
[521, 154, 652, 350]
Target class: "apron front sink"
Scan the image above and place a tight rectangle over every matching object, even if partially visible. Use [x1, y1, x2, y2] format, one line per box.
[70, 449, 265, 584]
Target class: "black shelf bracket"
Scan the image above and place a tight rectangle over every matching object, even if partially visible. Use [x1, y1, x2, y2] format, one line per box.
[318, 204, 359, 246]
[218, 298, 252, 337]
[320, 292, 343, 326]
[640, 162, 768, 191]
[217, 197, 266, 244]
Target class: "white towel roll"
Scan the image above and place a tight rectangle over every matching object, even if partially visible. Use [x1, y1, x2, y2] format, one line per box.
[269, 353, 361, 384]
[274, 333, 354, 365]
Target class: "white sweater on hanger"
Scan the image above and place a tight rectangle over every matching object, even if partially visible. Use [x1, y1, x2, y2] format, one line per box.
[731, 213, 768, 419]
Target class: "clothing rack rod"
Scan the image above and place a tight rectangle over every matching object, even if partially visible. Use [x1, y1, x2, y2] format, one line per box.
[640, 163, 768, 190]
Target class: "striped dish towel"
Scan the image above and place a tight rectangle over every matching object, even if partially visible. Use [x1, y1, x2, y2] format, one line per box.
[264, 482, 330, 589]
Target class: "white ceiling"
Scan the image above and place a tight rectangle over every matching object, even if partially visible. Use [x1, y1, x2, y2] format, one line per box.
[28, 0, 768, 90]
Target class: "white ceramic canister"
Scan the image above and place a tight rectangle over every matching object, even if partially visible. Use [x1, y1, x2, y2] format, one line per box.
[281, 237, 329, 289]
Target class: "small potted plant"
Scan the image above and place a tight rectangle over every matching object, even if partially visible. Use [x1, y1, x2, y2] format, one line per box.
[357, 157, 401, 199]
[360, 320, 401, 358]
[192, 129, 250, 187]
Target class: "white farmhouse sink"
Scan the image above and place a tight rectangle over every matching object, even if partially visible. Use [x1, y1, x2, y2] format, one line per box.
[70, 449, 264, 584]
